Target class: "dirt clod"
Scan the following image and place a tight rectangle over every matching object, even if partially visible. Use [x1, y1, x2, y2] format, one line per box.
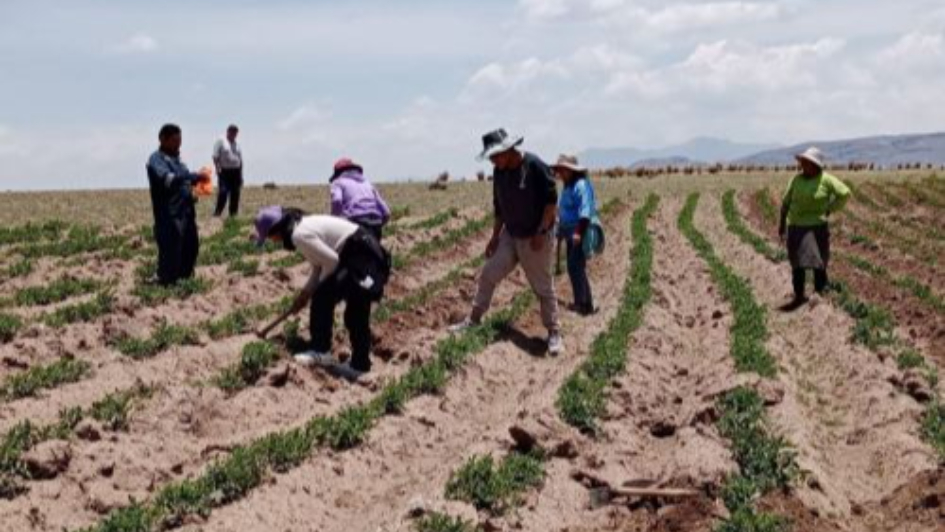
[75, 420, 102, 442]
[23, 441, 72, 480]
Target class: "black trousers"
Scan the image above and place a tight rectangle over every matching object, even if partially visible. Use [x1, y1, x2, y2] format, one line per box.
[309, 274, 373, 372]
[214, 168, 243, 217]
[155, 215, 199, 286]
[792, 268, 828, 299]
[351, 218, 383, 242]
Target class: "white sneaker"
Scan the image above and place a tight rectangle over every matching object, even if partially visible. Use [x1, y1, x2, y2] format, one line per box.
[330, 361, 368, 382]
[448, 317, 478, 334]
[293, 351, 336, 368]
[547, 332, 564, 356]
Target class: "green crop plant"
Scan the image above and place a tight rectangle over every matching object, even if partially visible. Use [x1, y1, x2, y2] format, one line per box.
[113, 321, 200, 359]
[445, 450, 545, 514]
[203, 303, 274, 340]
[722, 190, 787, 263]
[396, 214, 493, 270]
[16, 225, 127, 259]
[414, 512, 479, 532]
[752, 188, 779, 226]
[680, 194, 776, 377]
[828, 281, 897, 349]
[213, 341, 281, 393]
[1, 358, 92, 401]
[0, 313, 23, 343]
[132, 277, 212, 305]
[390, 205, 411, 221]
[3, 259, 34, 279]
[715, 387, 797, 532]
[79, 290, 535, 532]
[0, 406, 84, 485]
[921, 400, 945, 459]
[227, 258, 260, 277]
[0, 220, 69, 247]
[557, 194, 658, 433]
[374, 255, 484, 324]
[14, 276, 103, 307]
[90, 384, 155, 431]
[41, 292, 115, 328]
[270, 253, 306, 269]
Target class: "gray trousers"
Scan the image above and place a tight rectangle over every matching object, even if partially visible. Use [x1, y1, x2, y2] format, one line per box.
[472, 229, 560, 332]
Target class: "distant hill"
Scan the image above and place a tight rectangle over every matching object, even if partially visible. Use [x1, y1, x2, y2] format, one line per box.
[736, 132, 945, 167]
[581, 137, 779, 168]
[630, 156, 696, 169]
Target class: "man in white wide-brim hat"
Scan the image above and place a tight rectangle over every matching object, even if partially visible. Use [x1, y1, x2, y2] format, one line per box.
[451, 128, 564, 355]
[779, 146, 851, 307]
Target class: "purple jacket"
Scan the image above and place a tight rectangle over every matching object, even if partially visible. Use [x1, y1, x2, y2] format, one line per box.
[330, 170, 391, 225]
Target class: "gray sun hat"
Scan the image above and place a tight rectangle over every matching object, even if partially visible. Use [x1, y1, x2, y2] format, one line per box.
[795, 147, 825, 169]
[477, 128, 524, 161]
[551, 154, 587, 174]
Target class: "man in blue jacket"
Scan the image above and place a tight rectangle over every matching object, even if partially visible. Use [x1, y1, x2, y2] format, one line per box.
[146, 124, 211, 286]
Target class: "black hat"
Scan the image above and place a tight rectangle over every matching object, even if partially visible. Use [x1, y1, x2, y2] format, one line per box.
[477, 128, 524, 161]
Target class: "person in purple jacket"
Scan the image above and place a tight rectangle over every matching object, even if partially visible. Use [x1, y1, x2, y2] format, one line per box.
[329, 158, 391, 241]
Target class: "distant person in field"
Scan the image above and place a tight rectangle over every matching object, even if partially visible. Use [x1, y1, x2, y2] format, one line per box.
[146, 124, 212, 286]
[450, 129, 563, 355]
[553, 154, 603, 316]
[212, 124, 244, 217]
[254, 206, 391, 381]
[779, 147, 851, 304]
[329, 158, 391, 241]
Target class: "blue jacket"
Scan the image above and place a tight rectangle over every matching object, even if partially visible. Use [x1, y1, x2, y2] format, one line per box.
[146, 150, 200, 223]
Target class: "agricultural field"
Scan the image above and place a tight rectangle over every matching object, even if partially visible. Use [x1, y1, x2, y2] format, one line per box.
[0, 173, 942, 532]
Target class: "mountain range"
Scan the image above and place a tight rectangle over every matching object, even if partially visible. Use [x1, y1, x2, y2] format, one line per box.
[580, 132, 945, 168]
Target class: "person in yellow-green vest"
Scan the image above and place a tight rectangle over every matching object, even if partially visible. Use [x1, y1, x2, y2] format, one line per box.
[778, 147, 851, 305]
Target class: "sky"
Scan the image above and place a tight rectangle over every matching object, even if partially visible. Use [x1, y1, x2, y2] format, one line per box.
[1, 0, 944, 190]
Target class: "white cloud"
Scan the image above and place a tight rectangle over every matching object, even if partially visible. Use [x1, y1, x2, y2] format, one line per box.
[112, 33, 158, 54]
[877, 32, 944, 66]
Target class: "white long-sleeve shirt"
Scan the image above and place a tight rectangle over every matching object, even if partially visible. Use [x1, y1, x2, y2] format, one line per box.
[292, 215, 359, 292]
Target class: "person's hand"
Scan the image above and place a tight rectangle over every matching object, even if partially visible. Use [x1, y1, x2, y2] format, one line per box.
[485, 236, 500, 258]
[572, 233, 583, 248]
[530, 234, 545, 252]
[197, 166, 214, 180]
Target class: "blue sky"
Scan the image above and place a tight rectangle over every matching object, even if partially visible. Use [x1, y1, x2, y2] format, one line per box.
[1, 0, 944, 190]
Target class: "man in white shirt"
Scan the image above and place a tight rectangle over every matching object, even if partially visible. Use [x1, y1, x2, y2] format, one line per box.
[212, 124, 243, 217]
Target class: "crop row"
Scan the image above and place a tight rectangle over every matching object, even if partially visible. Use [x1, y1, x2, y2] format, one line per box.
[689, 193, 800, 531]
[386, 207, 460, 237]
[0, 220, 69, 247]
[0, 382, 152, 499]
[722, 191, 786, 263]
[555, 194, 657, 433]
[679, 193, 777, 377]
[77, 291, 535, 532]
[394, 214, 493, 270]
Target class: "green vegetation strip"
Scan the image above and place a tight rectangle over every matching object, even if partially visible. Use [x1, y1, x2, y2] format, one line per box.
[2, 258, 34, 279]
[414, 513, 479, 532]
[838, 253, 944, 314]
[752, 188, 779, 226]
[395, 214, 493, 270]
[0, 383, 151, 499]
[0, 358, 92, 402]
[0, 220, 69, 247]
[13, 276, 103, 307]
[41, 292, 115, 328]
[716, 388, 797, 532]
[212, 342, 281, 393]
[112, 321, 201, 359]
[131, 263, 213, 305]
[15, 226, 128, 259]
[444, 450, 545, 515]
[77, 291, 534, 532]
[388, 207, 460, 236]
[556, 194, 658, 434]
[0, 313, 23, 343]
[679, 193, 776, 377]
[722, 191, 786, 263]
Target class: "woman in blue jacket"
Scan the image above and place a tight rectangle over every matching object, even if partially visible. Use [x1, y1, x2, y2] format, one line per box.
[553, 155, 600, 316]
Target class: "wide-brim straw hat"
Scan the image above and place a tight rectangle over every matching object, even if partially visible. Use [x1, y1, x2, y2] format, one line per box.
[551, 154, 587, 174]
[477, 128, 524, 161]
[795, 147, 825, 169]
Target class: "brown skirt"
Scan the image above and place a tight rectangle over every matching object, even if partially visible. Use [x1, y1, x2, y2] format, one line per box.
[787, 224, 830, 270]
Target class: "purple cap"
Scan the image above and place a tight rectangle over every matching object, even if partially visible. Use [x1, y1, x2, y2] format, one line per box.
[254, 206, 284, 247]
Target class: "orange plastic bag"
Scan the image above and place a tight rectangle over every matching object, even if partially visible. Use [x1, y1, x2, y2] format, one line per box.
[194, 167, 214, 197]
